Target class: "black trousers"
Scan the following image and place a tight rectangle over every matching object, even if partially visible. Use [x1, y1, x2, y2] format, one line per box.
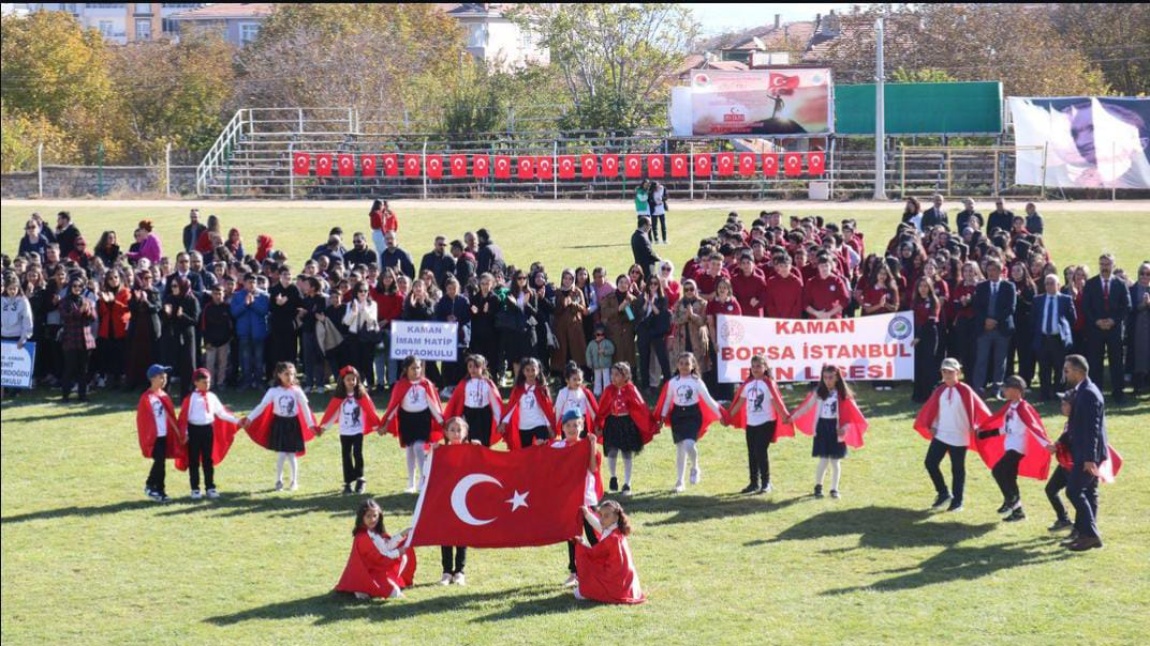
[1008, 327, 1036, 386]
[1037, 335, 1067, 399]
[1087, 327, 1124, 396]
[1067, 467, 1100, 539]
[146, 436, 167, 494]
[567, 518, 600, 573]
[991, 449, 1023, 503]
[340, 434, 364, 484]
[187, 423, 215, 491]
[637, 329, 671, 389]
[1046, 466, 1069, 521]
[746, 421, 776, 487]
[62, 348, 90, 397]
[913, 322, 940, 402]
[519, 426, 550, 449]
[441, 546, 468, 575]
[924, 438, 967, 503]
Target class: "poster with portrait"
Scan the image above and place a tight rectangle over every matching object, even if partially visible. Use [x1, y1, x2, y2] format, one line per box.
[670, 69, 834, 137]
[1010, 96, 1150, 189]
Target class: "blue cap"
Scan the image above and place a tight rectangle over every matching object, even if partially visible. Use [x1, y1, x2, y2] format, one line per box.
[146, 364, 171, 380]
[561, 409, 582, 425]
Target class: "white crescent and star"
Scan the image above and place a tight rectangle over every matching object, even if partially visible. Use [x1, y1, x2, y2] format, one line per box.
[449, 474, 530, 526]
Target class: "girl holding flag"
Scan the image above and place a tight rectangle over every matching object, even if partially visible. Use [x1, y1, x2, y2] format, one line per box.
[595, 362, 657, 496]
[316, 366, 381, 495]
[242, 362, 318, 492]
[656, 352, 722, 493]
[177, 368, 241, 500]
[381, 356, 445, 493]
[498, 357, 556, 450]
[974, 375, 1052, 522]
[726, 354, 793, 494]
[913, 357, 991, 513]
[433, 416, 483, 586]
[553, 409, 604, 588]
[785, 364, 868, 499]
[334, 498, 415, 600]
[442, 354, 503, 448]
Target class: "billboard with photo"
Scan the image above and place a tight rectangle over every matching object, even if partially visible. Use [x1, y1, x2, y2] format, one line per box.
[671, 68, 834, 137]
[1010, 96, 1150, 189]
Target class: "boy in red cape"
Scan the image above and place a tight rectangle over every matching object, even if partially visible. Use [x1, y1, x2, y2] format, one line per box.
[175, 368, 241, 500]
[137, 364, 185, 503]
[442, 355, 503, 448]
[975, 375, 1052, 522]
[335, 498, 416, 600]
[595, 362, 657, 496]
[574, 500, 646, 605]
[725, 354, 795, 494]
[498, 358, 556, 451]
[317, 366, 381, 495]
[913, 357, 992, 513]
[381, 356, 445, 492]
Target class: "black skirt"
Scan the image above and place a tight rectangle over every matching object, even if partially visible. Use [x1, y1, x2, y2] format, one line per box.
[463, 406, 494, 447]
[399, 408, 433, 446]
[518, 425, 551, 448]
[812, 417, 847, 459]
[670, 404, 702, 443]
[269, 415, 305, 453]
[604, 414, 644, 454]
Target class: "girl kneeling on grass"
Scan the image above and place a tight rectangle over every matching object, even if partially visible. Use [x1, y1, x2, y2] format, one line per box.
[573, 500, 646, 604]
[242, 362, 317, 492]
[335, 498, 415, 600]
[786, 364, 869, 500]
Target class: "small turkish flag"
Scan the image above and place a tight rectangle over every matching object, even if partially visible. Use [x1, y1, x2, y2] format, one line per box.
[807, 151, 826, 176]
[784, 152, 803, 177]
[694, 153, 712, 176]
[537, 156, 554, 180]
[670, 154, 688, 178]
[769, 73, 801, 92]
[602, 155, 619, 178]
[292, 152, 310, 176]
[426, 155, 444, 179]
[647, 154, 665, 178]
[381, 154, 399, 177]
[557, 155, 576, 179]
[624, 154, 642, 179]
[404, 155, 421, 178]
[716, 152, 735, 176]
[315, 153, 332, 177]
[494, 155, 512, 179]
[581, 154, 598, 179]
[473, 155, 490, 177]
[762, 153, 779, 177]
[738, 152, 756, 176]
[517, 156, 535, 180]
[450, 154, 468, 178]
[361, 154, 376, 177]
[407, 442, 591, 548]
[337, 153, 355, 177]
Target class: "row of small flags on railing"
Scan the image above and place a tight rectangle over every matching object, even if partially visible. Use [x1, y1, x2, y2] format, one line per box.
[291, 151, 827, 179]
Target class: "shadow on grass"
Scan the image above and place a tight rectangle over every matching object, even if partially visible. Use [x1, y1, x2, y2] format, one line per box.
[623, 492, 806, 527]
[563, 244, 630, 250]
[745, 506, 997, 550]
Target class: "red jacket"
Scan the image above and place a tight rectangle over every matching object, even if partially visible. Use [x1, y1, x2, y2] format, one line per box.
[371, 288, 405, 323]
[97, 286, 131, 339]
[763, 272, 804, 318]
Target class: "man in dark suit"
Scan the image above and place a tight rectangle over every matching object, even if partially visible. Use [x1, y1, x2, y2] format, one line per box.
[165, 251, 205, 297]
[182, 209, 204, 252]
[1081, 253, 1131, 402]
[1032, 274, 1076, 400]
[631, 217, 661, 278]
[921, 194, 948, 230]
[971, 258, 1016, 397]
[986, 198, 1015, 236]
[1061, 354, 1109, 551]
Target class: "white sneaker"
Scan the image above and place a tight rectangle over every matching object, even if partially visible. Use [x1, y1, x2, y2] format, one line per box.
[289, 480, 299, 491]
[206, 488, 219, 500]
[439, 573, 453, 586]
[452, 572, 466, 586]
[354, 592, 370, 600]
[673, 481, 685, 493]
[405, 486, 418, 494]
[563, 573, 579, 588]
[274, 480, 284, 491]
[190, 489, 202, 500]
[690, 468, 701, 484]
[388, 588, 405, 599]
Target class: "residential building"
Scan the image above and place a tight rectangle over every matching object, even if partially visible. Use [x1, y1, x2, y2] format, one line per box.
[441, 3, 548, 70]
[167, 2, 272, 47]
[22, 3, 205, 44]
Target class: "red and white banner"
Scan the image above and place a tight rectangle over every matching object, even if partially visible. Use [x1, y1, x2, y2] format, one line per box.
[537, 156, 554, 180]
[581, 154, 598, 179]
[337, 153, 355, 177]
[292, 152, 310, 176]
[404, 155, 421, 178]
[602, 154, 619, 178]
[315, 153, 333, 177]
[558, 155, 576, 179]
[715, 313, 915, 383]
[670, 154, 689, 177]
[716, 152, 735, 176]
[381, 154, 399, 177]
[783, 152, 803, 177]
[694, 153, 712, 176]
[494, 155, 512, 179]
[762, 152, 779, 177]
[517, 156, 535, 180]
[426, 155, 444, 179]
[624, 154, 642, 178]
[450, 154, 468, 177]
[648, 154, 665, 178]
[738, 152, 757, 176]
[473, 155, 490, 177]
[807, 151, 826, 175]
[361, 154, 377, 177]
[407, 442, 590, 548]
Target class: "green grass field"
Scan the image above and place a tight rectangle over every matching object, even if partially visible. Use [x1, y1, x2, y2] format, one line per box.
[2, 200, 1148, 645]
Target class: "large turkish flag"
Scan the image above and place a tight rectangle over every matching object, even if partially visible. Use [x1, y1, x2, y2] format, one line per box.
[407, 442, 590, 548]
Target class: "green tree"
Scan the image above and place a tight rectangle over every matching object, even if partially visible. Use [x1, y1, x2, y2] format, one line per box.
[1049, 3, 1150, 96]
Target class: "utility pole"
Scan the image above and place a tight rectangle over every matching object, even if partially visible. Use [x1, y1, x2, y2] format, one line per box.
[873, 15, 888, 200]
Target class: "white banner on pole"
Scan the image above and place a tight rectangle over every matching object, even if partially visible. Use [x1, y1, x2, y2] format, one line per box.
[1, 341, 37, 389]
[389, 321, 458, 362]
[715, 313, 915, 383]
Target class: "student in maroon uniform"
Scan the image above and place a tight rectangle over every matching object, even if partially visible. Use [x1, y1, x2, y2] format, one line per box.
[802, 254, 850, 320]
[764, 253, 805, 319]
[731, 252, 768, 317]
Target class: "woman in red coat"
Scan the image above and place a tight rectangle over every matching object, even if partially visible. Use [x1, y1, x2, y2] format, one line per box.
[573, 500, 645, 604]
[335, 499, 416, 600]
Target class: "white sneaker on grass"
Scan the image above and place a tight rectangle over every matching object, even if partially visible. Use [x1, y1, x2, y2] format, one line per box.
[452, 572, 466, 586]
[563, 573, 578, 588]
[206, 488, 219, 500]
[190, 489, 202, 500]
[439, 573, 453, 586]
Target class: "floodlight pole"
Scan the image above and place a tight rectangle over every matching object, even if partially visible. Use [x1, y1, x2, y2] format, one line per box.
[873, 15, 888, 200]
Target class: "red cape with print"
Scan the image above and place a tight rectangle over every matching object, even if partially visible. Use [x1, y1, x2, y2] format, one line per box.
[594, 383, 658, 445]
[318, 394, 381, 436]
[383, 378, 445, 447]
[443, 378, 504, 446]
[1055, 437, 1125, 484]
[575, 530, 646, 605]
[913, 382, 992, 446]
[334, 529, 417, 598]
[723, 378, 795, 442]
[790, 391, 869, 448]
[501, 384, 557, 451]
[974, 400, 1053, 480]
[245, 390, 316, 456]
[654, 379, 721, 441]
[406, 442, 590, 548]
[558, 386, 601, 435]
[136, 390, 186, 461]
[174, 393, 240, 471]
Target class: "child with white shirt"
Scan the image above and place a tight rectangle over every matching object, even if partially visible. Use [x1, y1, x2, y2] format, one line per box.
[136, 364, 183, 503]
[443, 354, 503, 447]
[975, 375, 1053, 522]
[180, 368, 240, 500]
[381, 356, 445, 493]
[787, 364, 860, 499]
[727, 355, 792, 494]
[596, 362, 655, 496]
[316, 366, 381, 495]
[554, 409, 603, 588]
[498, 357, 556, 450]
[242, 362, 317, 492]
[554, 361, 598, 434]
[657, 352, 721, 493]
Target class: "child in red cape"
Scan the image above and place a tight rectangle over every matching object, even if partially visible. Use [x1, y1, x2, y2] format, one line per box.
[656, 352, 721, 493]
[975, 375, 1052, 522]
[334, 498, 415, 600]
[431, 417, 488, 586]
[785, 364, 868, 499]
[1046, 391, 1124, 542]
[596, 362, 657, 496]
[176, 368, 240, 501]
[316, 366, 381, 495]
[442, 354, 503, 447]
[242, 362, 317, 492]
[913, 357, 991, 513]
[498, 357, 556, 451]
[137, 364, 185, 503]
[554, 409, 604, 589]
[381, 356, 444, 493]
[574, 500, 645, 605]
[726, 354, 793, 495]
[554, 361, 600, 440]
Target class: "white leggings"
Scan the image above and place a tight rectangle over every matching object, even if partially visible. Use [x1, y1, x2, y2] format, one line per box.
[607, 449, 635, 485]
[276, 452, 298, 484]
[675, 440, 699, 484]
[405, 441, 427, 487]
[815, 457, 842, 490]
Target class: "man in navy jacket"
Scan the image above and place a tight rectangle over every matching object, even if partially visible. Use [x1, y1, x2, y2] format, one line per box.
[1081, 253, 1131, 402]
[1032, 275, 1076, 400]
[1061, 354, 1109, 551]
[971, 258, 1016, 397]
